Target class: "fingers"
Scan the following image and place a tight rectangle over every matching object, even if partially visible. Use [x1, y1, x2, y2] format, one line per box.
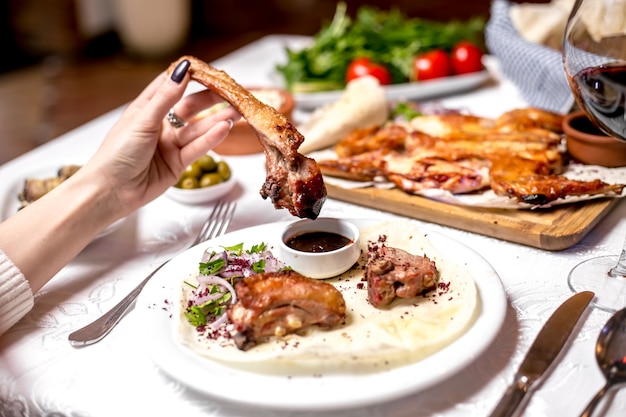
[130, 59, 192, 127]
[127, 59, 240, 131]
[174, 104, 241, 149]
[121, 58, 243, 162]
[166, 88, 242, 148]
[168, 89, 239, 124]
[179, 119, 234, 167]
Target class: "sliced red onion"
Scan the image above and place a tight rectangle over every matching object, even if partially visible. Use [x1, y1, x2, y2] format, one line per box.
[189, 244, 289, 328]
[211, 311, 229, 329]
[200, 275, 238, 328]
[201, 275, 238, 305]
[193, 284, 224, 305]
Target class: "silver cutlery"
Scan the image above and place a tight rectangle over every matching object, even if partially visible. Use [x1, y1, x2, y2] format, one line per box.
[67, 200, 237, 346]
[579, 307, 626, 417]
[488, 290, 594, 417]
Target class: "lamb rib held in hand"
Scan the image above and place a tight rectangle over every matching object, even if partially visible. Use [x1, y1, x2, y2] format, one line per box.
[168, 56, 327, 219]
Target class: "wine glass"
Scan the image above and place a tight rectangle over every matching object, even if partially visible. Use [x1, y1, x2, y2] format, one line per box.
[562, 0, 626, 312]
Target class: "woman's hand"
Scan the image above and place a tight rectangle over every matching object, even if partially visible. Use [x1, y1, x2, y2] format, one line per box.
[0, 60, 242, 292]
[82, 59, 242, 217]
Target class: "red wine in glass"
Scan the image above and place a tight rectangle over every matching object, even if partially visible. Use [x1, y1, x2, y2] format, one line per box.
[568, 63, 626, 141]
[562, 0, 626, 313]
[565, 61, 626, 311]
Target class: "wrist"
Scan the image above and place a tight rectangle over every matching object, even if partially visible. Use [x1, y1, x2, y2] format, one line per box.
[0, 165, 125, 292]
[66, 165, 126, 229]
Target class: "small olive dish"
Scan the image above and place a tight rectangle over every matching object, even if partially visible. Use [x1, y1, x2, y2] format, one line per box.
[165, 152, 236, 204]
[279, 217, 361, 279]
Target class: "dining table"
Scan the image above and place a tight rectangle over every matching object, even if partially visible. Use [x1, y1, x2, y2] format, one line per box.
[1, 34, 626, 417]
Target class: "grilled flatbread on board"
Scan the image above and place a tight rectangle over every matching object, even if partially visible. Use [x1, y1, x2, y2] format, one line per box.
[178, 220, 478, 374]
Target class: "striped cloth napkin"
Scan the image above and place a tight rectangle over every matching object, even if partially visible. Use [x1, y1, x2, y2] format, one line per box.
[485, 0, 575, 113]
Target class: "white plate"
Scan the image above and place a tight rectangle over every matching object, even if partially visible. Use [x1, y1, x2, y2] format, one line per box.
[164, 152, 236, 205]
[0, 163, 125, 238]
[135, 219, 507, 411]
[294, 70, 491, 110]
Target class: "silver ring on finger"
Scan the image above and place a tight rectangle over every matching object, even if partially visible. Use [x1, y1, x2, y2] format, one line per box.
[166, 108, 187, 128]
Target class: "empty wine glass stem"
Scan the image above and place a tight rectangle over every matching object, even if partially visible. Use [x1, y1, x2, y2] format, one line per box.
[609, 236, 626, 278]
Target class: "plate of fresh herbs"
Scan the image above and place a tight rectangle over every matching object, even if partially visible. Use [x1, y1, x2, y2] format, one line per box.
[276, 2, 488, 109]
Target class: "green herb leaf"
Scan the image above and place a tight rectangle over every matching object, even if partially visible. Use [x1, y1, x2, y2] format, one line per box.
[185, 306, 207, 327]
[252, 259, 266, 273]
[222, 242, 243, 256]
[275, 1, 485, 90]
[185, 287, 232, 327]
[391, 101, 422, 121]
[248, 242, 267, 254]
[199, 258, 226, 276]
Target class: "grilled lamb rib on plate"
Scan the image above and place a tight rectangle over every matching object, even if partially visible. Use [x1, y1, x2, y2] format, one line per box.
[227, 270, 346, 350]
[366, 236, 440, 308]
[168, 56, 327, 219]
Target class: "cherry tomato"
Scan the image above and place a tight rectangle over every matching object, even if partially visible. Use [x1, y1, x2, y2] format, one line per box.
[451, 41, 484, 75]
[412, 49, 452, 81]
[346, 57, 392, 85]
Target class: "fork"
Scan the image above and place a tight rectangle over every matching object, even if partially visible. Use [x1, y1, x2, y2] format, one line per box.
[67, 200, 237, 346]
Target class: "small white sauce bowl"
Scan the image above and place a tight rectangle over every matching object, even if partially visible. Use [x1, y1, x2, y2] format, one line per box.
[279, 218, 361, 279]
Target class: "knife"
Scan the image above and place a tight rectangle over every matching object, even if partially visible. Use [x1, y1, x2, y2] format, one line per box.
[488, 290, 594, 417]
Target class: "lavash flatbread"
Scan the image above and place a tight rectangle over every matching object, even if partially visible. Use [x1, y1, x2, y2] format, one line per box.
[178, 220, 478, 375]
[297, 76, 389, 154]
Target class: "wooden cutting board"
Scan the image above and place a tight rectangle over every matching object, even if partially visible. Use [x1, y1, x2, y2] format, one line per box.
[326, 184, 621, 251]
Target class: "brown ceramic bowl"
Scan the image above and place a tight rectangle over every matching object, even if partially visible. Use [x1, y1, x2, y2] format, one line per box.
[212, 87, 295, 155]
[562, 110, 626, 167]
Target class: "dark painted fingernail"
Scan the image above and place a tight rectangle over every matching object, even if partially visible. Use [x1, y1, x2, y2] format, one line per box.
[171, 59, 190, 83]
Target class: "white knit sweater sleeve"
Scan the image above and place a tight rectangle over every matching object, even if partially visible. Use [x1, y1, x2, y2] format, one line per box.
[0, 249, 34, 336]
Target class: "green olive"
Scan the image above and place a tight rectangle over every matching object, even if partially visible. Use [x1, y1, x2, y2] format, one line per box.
[199, 173, 223, 188]
[178, 177, 199, 189]
[197, 155, 217, 172]
[216, 161, 231, 181]
[180, 162, 202, 180]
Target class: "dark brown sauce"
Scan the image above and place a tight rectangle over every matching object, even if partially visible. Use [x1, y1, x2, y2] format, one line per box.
[285, 231, 352, 253]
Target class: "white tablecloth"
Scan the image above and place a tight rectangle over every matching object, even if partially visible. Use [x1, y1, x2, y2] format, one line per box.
[1, 35, 625, 417]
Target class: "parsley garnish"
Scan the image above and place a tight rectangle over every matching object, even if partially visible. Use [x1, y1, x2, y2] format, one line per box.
[185, 242, 276, 328]
[276, 2, 485, 91]
[184, 280, 233, 327]
[222, 242, 244, 256]
[199, 257, 226, 276]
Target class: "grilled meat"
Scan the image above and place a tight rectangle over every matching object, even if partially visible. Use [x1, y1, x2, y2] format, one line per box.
[318, 108, 625, 205]
[490, 174, 625, 205]
[227, 270, 346, 350]
[169, 56, 326, 219]
[365, 236, 440, 308]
